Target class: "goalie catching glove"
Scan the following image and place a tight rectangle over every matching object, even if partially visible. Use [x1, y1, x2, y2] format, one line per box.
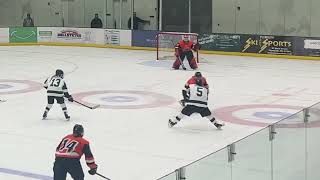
[192, 43, 201, 51]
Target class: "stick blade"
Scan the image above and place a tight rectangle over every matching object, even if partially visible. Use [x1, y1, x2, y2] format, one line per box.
[91, 104, 100, 109]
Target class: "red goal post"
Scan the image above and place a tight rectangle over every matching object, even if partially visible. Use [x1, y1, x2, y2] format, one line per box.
[156, 32, 199, 62]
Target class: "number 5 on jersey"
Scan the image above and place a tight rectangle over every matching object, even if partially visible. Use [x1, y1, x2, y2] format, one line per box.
[196, 87, 203, 96]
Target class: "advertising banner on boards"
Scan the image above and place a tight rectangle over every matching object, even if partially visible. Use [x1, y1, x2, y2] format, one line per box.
[294, 37, 320, 57]
[241, 35, 293, 55]
[105, 29, 131, 46]
[199, 33, 241, 52]
[9, 27, 37, 43]
[132, 30, 159, 47]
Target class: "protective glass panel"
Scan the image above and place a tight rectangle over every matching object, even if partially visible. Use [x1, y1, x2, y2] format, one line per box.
[283, 0, 310, 36]
[212, 0, 236, 33]
[61, 0, 85, 27]
[273, 111, 306, 180]
[162, 0, 189, 32]
[191, 0, 212, 33]
[84, 0, 106, 28]
[157, 172, 176, 180]
[133, 0, 157, 30]
[260, 0, 285, 35]
[186, 148, 231, 180]
[232, 128, 271, 180]
[306, 104, 320, 180]
[121, 0, 132, 29]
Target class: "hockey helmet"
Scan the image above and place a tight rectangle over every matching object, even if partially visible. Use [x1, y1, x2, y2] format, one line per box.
[55, 69, 64, 78]
[195, 71, 202, 78]
[73, 124, 84, 137]
[183, 35, 189, 41]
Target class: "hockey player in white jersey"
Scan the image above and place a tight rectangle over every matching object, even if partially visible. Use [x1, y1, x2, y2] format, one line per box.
[169, 78, 224, 129]
[42, 69, 74, 120]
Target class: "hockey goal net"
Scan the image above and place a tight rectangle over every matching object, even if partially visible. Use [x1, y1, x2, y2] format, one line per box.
[156, 32, 199, 62]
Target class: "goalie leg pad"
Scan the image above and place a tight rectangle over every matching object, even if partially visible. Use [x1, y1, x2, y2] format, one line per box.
[184, 51, 197, 69]
[189, 58, 198, 69]
[172, 58, 181, 69]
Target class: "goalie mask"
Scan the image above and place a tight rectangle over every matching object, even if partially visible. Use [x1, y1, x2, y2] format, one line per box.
[183, 35, 189, 42]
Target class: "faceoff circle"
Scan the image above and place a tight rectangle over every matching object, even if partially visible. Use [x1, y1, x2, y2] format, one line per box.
[0, 79, 42, 95]
[73, 90, 176, 109]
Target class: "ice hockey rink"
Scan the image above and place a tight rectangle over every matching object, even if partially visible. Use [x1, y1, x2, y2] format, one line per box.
[1, 46, 320, 180]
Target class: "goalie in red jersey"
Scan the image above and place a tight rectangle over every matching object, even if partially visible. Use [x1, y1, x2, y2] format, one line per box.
[172, 35, 200, 70]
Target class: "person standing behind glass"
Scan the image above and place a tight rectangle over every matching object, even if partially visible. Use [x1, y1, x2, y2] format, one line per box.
[23, 13, 34, 27]
[128, 12, 150, 30]
[91, 13, 103, 28]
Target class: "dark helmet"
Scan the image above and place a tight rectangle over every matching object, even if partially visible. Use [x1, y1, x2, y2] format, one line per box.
[73, 124, 84, 137]
[195, 72, 202, 78]
[196, 78, 203, 86]
[55, 69, 64, 78]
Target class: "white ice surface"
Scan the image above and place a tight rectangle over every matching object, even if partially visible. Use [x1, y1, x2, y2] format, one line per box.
[1, 46, 320, 180]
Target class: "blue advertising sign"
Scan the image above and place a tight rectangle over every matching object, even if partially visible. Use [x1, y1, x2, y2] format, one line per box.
[132, 30, 159, 47]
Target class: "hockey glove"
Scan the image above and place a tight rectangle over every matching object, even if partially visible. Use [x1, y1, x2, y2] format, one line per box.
[175, 51, 180, 57]
[68, 96, 74, 102]
[193, 43, 201, 51]
[175, 46, 181, 57]
[88, 167, 97, 175]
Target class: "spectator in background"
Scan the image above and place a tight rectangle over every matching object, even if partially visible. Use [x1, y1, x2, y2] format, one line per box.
[23, 13, 34, 27]
[128, 12, 150, 30]
[91, 13, 103, 28]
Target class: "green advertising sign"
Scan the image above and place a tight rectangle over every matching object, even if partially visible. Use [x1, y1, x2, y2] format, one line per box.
[9, 27, 37, 43]
[199, 33, 241, 52]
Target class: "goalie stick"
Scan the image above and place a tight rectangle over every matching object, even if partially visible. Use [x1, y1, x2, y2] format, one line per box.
[177, 56, 187, 70]
[74, 100, 100, 109]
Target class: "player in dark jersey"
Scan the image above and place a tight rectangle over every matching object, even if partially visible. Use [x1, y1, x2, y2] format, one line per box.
[54, 124, 98, 180]
[172, 35, 200, 70]
[179, 72, 208, 106]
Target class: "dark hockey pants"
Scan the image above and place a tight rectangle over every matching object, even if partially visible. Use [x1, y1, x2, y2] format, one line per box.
[53, 158, 84, 180]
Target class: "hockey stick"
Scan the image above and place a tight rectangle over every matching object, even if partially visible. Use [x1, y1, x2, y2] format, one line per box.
[74, 100, 100, 109]
[0, 99, 6, 103]
[177, 56, 187, 70]
[96, 172, 111, 180]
